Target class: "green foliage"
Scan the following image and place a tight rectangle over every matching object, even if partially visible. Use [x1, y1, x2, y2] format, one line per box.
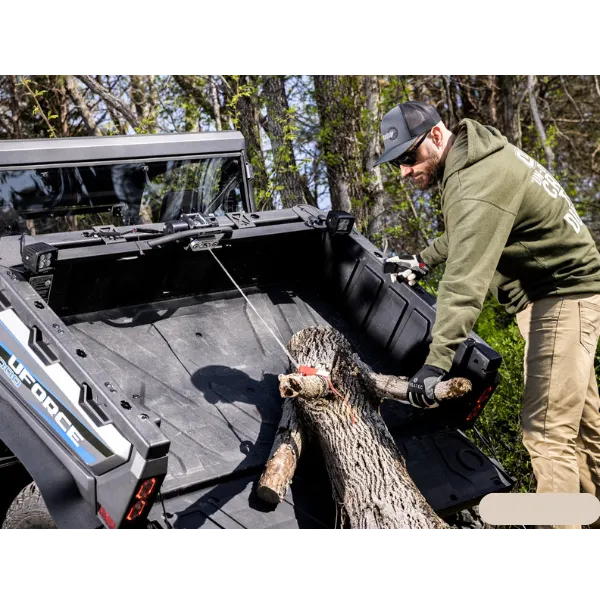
[133, 115, 159, 136]
[17, 77, 59, 138]
[226, 75, 255, 130]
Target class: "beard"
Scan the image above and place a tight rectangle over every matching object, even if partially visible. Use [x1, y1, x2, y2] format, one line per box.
[412, 154, 445, 190]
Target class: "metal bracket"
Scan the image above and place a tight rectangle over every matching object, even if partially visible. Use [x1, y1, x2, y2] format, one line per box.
[84, 225, 127, 244]
[187, 232, 226, 252]
[227, 212, 256, 229]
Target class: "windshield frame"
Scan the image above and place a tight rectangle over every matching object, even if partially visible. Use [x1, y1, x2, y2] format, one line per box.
[0, 151, 252, 232]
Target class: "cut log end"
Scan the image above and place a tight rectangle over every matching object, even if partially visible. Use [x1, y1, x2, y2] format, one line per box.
[257, 484, 284, 505]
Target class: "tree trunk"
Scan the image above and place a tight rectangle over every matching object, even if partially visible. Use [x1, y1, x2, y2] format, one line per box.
[528, 75, 554, 171]
[65, 76, 101, 136]
[499, 75, 521, 146]
[226, 76, 270, 208]
[260, 326, 468, 528]
[130, 75, 146, 119]
[363, 76, 386, 239]
[313, 76, 362, 216]
[9, 75, 22, 138]
[210, 76, 222, 131]
[262, 75, 308, 208]
[56, 77, 69, 138]
[487, 75, 498, 126]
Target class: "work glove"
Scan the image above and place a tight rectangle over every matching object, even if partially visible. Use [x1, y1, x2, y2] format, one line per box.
[406, 364, 447, 409]
[384, 254, 430, 285]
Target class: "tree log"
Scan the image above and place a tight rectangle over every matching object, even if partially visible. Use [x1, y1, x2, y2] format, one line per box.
[279, 372, 472, 404]
[256, 397, 304, 504]
[260, 326, 472, 528]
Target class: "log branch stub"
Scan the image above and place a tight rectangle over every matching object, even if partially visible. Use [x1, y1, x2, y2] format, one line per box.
[257, 398, 304, 504]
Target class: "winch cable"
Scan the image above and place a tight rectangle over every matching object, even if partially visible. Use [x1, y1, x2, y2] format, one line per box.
[208, 248, 300, 370]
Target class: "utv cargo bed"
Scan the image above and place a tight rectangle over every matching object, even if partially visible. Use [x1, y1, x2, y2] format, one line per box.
[0, 131, 513, 528]
[50, 209, 511, 527]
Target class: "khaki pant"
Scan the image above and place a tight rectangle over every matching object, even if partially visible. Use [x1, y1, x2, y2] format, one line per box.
[516, 293, 600, 529]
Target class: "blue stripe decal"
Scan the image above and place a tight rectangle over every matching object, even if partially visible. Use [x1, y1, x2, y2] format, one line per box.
[0, 324, 97, 465]
[21, 388, 96, 464]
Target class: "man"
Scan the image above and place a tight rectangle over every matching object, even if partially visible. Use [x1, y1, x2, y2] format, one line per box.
[375, 101, 600, 527]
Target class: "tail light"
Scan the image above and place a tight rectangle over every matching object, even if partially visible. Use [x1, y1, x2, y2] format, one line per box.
[126, 500, 146, 521]
[98, 506, 116, 529]
[465, 386, 494, 424]
[98, 477, 159, 528]
[136, 477, 156, 499]
[125, 477, 158, 524]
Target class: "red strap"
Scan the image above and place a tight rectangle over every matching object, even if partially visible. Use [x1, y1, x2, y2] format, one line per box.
[298, 365, 318, 376]
[298, 365, 356, 425]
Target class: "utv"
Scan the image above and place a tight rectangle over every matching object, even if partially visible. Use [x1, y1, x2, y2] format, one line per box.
[0, 131, 513, 529]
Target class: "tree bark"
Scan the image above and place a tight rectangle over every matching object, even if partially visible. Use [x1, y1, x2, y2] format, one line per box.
[9, 75, 22, 138]
[210, 76, 222, 131]
[65, 76, 101, 136]
[363, 76, 386, 238]
[130, 75, 149, 124]
[225, 76, 270, 208]
[260, 326, 469, 528]
[528, 75, 555, 171]
[499, 75, 521, 146]
[262, 75, 308, 208]
[257, 398, 304, 504]
[54, 77, 68, 138]
[313, 76, 362, 215]
[488, 75, 498, 126]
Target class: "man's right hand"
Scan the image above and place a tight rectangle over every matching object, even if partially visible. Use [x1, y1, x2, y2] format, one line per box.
[385, 254, 430, 285]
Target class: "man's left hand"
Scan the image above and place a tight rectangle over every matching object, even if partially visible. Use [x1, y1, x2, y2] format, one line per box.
[385, 254, 430, 285]
[407, 364, 447, 409]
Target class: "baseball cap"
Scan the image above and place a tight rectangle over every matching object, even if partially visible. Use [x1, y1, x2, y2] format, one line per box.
[374, 101, 442, 167]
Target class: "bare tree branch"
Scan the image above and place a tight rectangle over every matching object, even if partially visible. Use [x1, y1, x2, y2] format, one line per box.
[76, 75, 140, 130]
[65, 76, 101, 136]
[594, 75, 600, 100]
[560, 76, 584, 121]
[528, 75, 554, 171]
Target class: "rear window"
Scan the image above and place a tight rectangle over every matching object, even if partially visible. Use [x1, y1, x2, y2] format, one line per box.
[0, 155, 246, 235]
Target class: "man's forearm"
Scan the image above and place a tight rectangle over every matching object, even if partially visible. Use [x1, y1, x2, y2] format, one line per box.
[420, 230, 448, 267]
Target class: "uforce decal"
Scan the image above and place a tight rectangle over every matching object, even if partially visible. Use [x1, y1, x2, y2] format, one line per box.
[0, 356, 22, 388]
[3, 354, 83, 447]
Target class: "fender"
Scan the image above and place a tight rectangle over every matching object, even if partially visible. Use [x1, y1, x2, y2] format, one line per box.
[0, 390, 99, 529]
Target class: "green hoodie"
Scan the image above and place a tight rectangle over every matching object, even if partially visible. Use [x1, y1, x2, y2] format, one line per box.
[420, 118, 600, 372]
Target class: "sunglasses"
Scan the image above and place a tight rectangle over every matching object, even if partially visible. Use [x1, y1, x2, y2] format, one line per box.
[389, 131, 429, 168]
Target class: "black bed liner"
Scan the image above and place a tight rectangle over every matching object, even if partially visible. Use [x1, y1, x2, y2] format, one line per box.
[64, 284, 372, 496]
[65, 282, 512, 527]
